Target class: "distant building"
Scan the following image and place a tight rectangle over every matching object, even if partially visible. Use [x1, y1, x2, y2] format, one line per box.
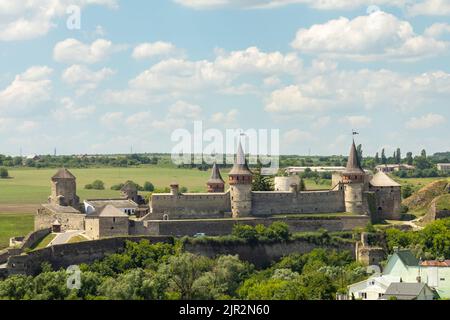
[85, 205, 129, 240]
[348, 248, 450, 300]
[437, 163, 450, 173]
[376, 164, 415, 173]
[84, 199, 138, 216]
[381, 283, 435, 300]
[286, 166, 346, 174]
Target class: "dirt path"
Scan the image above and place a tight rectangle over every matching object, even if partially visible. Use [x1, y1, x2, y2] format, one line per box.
[0, 204, 39, 214]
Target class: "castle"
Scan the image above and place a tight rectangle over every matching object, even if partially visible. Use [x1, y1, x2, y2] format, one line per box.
[35, 139, 401, 239]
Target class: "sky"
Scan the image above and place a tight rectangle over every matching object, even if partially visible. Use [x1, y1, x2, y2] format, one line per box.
[0, 0, 449, 157]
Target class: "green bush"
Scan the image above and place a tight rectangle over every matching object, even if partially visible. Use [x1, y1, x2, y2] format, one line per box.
[85, 180, 105, 190]
[0, 167, 9, 179]
[143, 181, 155, 192]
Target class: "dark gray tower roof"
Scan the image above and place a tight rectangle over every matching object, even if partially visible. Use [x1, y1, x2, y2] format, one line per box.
[207, 162, 225, 184]
[229, 141, 253, 176]
[52, 168, 76, 180]
[344, 140, 365, 174]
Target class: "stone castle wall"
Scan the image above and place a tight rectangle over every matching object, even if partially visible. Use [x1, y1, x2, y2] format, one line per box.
[184, 240, 356, 268]
[251, 190, 345, 216]
[370, 186, 402, 220]
[133, 215, 370, 237]
[6, 236, 173, 276]
[150, 192, 231, 220]
[35, 208, 85, 231]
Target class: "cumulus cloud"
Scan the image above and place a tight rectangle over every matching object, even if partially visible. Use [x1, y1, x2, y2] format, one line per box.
[408, 0, 450, 16]
[109, 47, 302, 105]
[405, 113, 446, 129]
[173, 0, 407, 10]
[424, 23, 450, 37]
[265, 85, 324, 113]
[340, 115, 372, 128]
[53, 38, 120, 64]
[52, 97, 96, 121]
[0, 0, 118, 41]
[211, 109, 239, 126]
[132, 41, 180, 60]
[0, 66, 53, 113]
[62, 65, 115, 94]
[283, 129, 314, 144]
[291, 11, 448, 61]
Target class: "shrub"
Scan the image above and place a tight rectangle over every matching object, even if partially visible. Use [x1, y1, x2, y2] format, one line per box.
[0, 167, 9, 179]
[143, 181, 155, 192]
[85, 180, 105, 190]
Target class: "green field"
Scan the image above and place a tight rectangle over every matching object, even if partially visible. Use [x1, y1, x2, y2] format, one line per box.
[0, 214, 34, 249]
[0, 166, 331, 210]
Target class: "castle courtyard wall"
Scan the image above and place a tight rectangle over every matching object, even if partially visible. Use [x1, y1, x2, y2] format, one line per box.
[251, 190, 345, 216]
[35, 208, 85, 231]
[150, 192, 231, 220]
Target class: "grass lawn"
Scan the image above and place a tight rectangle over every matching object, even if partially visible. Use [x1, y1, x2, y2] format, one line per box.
[0, 214, 34, 249]
[436, 194, 450, 211]
[68, 235, 88, 244]
[31, 233, 56, 251]
[394, 177, 450, 188]
[0, 166, 330, 208]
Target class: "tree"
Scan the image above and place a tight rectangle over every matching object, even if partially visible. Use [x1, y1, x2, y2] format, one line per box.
[406, 152, 413, 165]
[402, 185, 414, 199]
[299, 178, 306, 191]
[252, 162, 274, 191]
[356, 144, 363, 164]
[381, 149, 387, 165]
[374, 152, 380, 165]
[0, 167, 9, 179]
[396, 148, 401, 164]
[143, 181, 155, 192]
[421, 149, 427, 158]
[159, 253, 213, 300]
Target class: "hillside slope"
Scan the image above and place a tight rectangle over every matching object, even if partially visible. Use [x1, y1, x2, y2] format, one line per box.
[403, 180, 450, 213]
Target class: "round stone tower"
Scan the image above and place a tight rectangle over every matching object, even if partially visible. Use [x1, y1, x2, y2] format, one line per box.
[342, 140, 367, 214]
[207, 162, 225, 193]
[229, 141, 253, 218]
[49, 168, 80, 208]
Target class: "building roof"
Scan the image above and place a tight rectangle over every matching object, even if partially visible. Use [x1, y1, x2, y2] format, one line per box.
[229, 141, 253, 176]
[52, 168, 76, 180]
[344, 140, 365, 175]
[89, 205, 129, 218]
[382, 283, 430, 300]
[370, 172, 401, 187]
[52, 219, 61, 226]
[421, 260, 450, 267]
[85, 199, 138, 209]
[42, 203, 81, 214]
[207, 162, 225, 184]
[395, 249, 420, 267]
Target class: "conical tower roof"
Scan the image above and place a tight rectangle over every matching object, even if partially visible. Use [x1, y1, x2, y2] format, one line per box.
[229, 141, 252, 176]
[344, 140, 365, 174]
[52, 168, 76, 180]
[207, 162, 225, 184]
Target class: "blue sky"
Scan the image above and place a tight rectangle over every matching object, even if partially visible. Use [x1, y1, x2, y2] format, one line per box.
[0, 0, 449, 157]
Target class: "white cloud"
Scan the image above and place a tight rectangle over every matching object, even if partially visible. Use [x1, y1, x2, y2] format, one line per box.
[0, 66, 53, 113]
[168, 100, 203, 119]
[52, 97, 96, 121]
[424, 23, 450, 37]
[405, 113, 446, 129]
[211, 109, 239, 125]
[62, 65, 115, 94]
[291, 11, 448, 61]
[132, 41, 179, 60]
[283, 129, 314, 144]
[174, 0, 407, 10]
[17, 120, 40, 133]
[408, 0, 450, 16]
[0, 0, 118, 41]
[311, 116, 331, 129]
[53, 38, 119, 64]
[340, 115, 372, 128]
[100, 112, 124, 128]
[265, 85, 324, 113]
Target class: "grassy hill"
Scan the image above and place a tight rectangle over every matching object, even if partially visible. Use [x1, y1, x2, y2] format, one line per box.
[403, 180, 450, 215]
[436, 194, 450, 211]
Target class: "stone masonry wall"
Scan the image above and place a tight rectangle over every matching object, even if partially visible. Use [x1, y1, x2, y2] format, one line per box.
[184, 239, 356, 268]
[251, 190, 345, 216]
[6, 236, 173, 276]
[35, 208, 85, 231]
[150, 192, 231, 220]
[134, 215, 370, 237]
